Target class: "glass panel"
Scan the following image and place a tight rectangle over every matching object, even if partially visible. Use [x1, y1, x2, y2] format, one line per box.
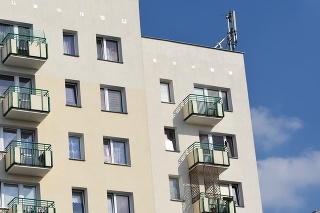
[72, 191, 84, 213]
[107, 195, 113, 213]
[19, 77, 32, 88]
[0, 24, 13, 40]
[21, 130, 35, 165]
[63, 34, 76, 55]
[232, 185, 240, 205]
[96, 38, 104, 59]
[194, 88, 204, 96]
[226, 136, 235, 157]
[220, 184, 230, 197]
[0, 74, 14, 96]
[207, 89, 219, 98]
[164, 129, 176, 151]
[3, 129, 17, 149]
[69, 136, 81, 159]
[221, 91, 229, 111]
[169, 178, 180, 200]
[108, 90, 123, 112]
[106, 40, 119, 62]
[113, 141, 126, 164]
[212, 135, 224, 146]
[160, 83, 170, 102]
[116, 195, 130, 213]
[66, 83, 78, 106]
[104, 140, 111, 163]
[100, 88, 106, 110]
[21, 130, 34, 142]
[22, 186, 36, 199]
[3, 184, 18, 207]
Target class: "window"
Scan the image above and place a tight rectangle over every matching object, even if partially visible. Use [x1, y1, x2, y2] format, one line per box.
[169, 177, 181, 200]
[96, 36, 122, 62]
[0, 74, 32, 96]
[160, 81, 174, 103]
[69, 134, 84, 160]
[0, 127, 35, 151]
[63, 30, 78, 56]
[1, 183, 36, 208]
[65, 81, 80, 107]
[107, 193, 132, 213]
[103, 138, 130, 165]
[100, 87, 126, 113]
[199, 134, 237, 158]
[0, 23, 13, 40]
[72, 190, 86, 213]
[164, 128, 178, 151]
[194, 87, 231, 111]
[220, 183, 243, 206]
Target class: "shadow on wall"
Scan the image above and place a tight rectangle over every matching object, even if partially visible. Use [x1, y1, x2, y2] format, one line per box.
[178, 151, 193, 213]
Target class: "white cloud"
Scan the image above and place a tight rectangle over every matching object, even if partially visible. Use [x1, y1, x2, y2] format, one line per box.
[251, 106, 303, 149]
[258, 152, 320, 211]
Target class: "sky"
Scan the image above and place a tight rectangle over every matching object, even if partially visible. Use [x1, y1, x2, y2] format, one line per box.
[139, 1, 320, 213]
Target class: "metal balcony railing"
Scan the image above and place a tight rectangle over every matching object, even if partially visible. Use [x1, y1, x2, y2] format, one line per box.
[193, 193, 236, 213]
[7, 197, 56, 213]
[187, 142, 230, 170]
[5, 141, 53, 170]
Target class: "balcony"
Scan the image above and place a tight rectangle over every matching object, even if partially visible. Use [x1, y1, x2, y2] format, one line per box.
[193, 193, 236, 213]
[182, 94, 224, 126]
[2, 86, 50, 122]
[5, 141, 53, 177]
[1, 31, 48, 69]
[187, 142, 229, 173]
[7, 198, 55, 213]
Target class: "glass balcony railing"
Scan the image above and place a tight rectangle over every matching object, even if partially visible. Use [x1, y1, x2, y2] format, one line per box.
[5, 141, 53, 177]
[1, 31, 48, 69]
[187, 142, 230, 171]
[193, 193, 236, 213]
[182, 94, 224, 126]
[7, 198, 56, 213]
[2, 86, 50, 122]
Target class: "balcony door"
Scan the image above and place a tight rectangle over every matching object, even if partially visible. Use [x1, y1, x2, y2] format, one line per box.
[18, 77, 32, 109]
[17, 26, 30, 56]
[20, 130, 35, 166]
[199, 134, 213, 163]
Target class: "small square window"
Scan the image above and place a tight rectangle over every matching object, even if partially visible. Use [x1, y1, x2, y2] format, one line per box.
[100, 86, 127, 113]
[169, 177, 181, 200]
[164, 128, 178, 151]
[104, 138, 130, 165]
[65, 81, 80, 107]
[72, 189, 86, 213]
[69, 134, 84, 160]
[96, 36, 122, 62]
[63, 30, 78, 56]
[160, 81, 174, 103]
[107, 193, 132, 213]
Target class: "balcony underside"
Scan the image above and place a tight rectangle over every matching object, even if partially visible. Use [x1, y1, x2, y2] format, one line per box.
[4, 108, 48, 122]
[184, 114, 223, 126]
[190, 163, 228, 175]
[6, 164, 51, 177]
[3, 54, 46, 69]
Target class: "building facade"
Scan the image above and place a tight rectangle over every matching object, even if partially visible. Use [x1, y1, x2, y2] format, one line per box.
[0, 0, 262, 213]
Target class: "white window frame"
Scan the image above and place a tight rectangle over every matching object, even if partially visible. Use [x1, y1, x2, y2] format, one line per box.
[107, 192, 133, 213]
[100, 86, 127, 113]
[168, 176, 182, 201]
[96, 36, 122, 62]
[164, 128, 178, 152]
[65, 80, 81, 107]
[103, 138, 131, 165]
[220, 182, 243, 207]
[68, 133, 85, 160]
[194, 87, 232, 111]
[160, 80, 174, 103]
[0, 182, 38, 208]
[0, 127, 36, 151]
[63, 30, 79, 56]
[199, 133, 238, 158]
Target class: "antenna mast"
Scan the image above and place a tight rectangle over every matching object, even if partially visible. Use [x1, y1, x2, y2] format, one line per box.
[215, 10, 238, 51]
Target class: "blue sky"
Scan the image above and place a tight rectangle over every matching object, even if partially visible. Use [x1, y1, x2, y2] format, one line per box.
[139, 1, 320, 213]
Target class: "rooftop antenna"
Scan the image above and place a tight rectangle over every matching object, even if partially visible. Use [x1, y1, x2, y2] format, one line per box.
[215, 10, 238, 51]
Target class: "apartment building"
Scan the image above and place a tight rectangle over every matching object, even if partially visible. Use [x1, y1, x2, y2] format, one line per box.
[0, 0, 263, 213]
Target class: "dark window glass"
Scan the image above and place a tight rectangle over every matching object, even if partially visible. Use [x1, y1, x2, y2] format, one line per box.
[66, 83, 78, 106]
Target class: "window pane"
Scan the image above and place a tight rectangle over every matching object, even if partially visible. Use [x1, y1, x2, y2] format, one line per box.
[69, 136, 81, 159]
[199, 134, 209, 143]
[19, 77, 32, 88]
[116, 195, 130, 213]
[220, 184, 230, 197]
[0, 24, 13, 40]
[226, 136, 235, 157]
[221, 91, 229, 111]
[169, 178, 180, 200]
[21, 130, 34, 142]
[160, 83, 170, 102]
[107, 195, 113, 213]
[96, 38, 104, 59]
[104, 140, 111, 163]
[3, 129, 17, 149]
[108, 90, 123, 112]
[113, 141, 126, 164]
[212, 135, 224, 146]
[22, 186, 36, 199]
[63, 34, 75, 55]
[0, 74, 14, 96]
[72, 191, 84, 213]
[3, 184, 18, 207]
[232, 185, 240, 205]
[194, 88, 204, 96]
[164, 129, 176, 151]
[100, 88, 106, 110]
[207, 89, 219, 98]
[66, 83, 78, 106]
[106, 40, 119, 62]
